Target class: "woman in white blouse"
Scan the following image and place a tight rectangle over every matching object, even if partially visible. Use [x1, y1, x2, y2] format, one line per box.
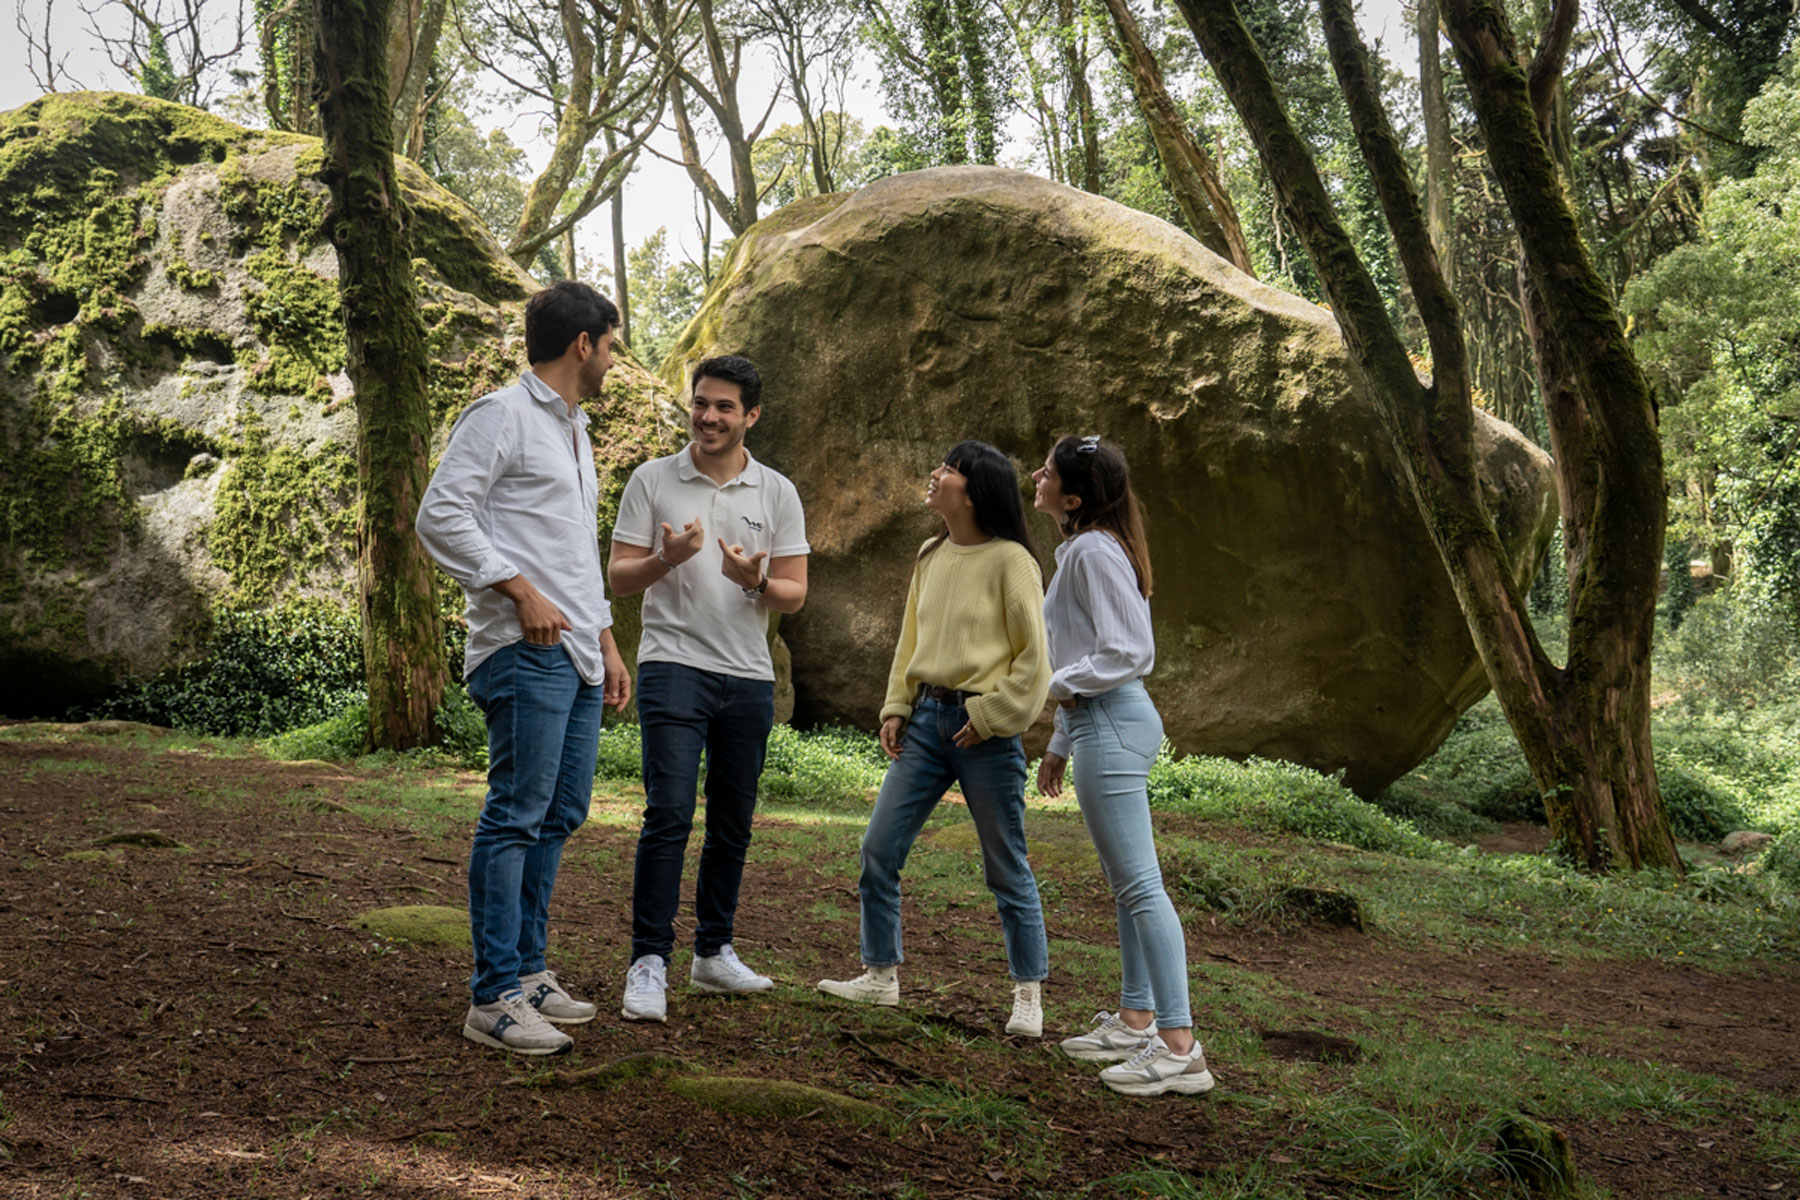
[1031, 435, 1214, 1098]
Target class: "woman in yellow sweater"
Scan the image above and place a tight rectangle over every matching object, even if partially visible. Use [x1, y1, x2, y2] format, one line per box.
[818, 440, 1053, 1036]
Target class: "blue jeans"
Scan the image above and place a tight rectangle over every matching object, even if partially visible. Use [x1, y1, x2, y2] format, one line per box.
[465, 641, 604, 1004]
[858, 697, 1048, 981]
[630, 661, 776, 963]
[1066, 679, 1190, 1029]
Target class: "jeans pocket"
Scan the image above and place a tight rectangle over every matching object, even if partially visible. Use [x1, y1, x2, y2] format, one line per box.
[1103, 706, 1164, 763]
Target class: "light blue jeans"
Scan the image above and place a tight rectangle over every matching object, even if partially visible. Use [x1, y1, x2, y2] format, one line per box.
[464, 641, 603, 1004]
[1065, 679, 1191, 1029]
[858, 696, 1049, 981]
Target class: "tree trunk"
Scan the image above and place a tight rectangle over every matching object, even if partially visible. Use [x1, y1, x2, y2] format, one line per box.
[919, 0, 966, 163]
[1099, 0, 1255, 273]
[312, 0, 447, 751]
[1417, 0, 1454, 292]
[1171, 0, 1679, 871]
[1057, 0, 1103, 191]
[610, 165, 631, 346]
[388, 0, 446, 160]
[953, 0, 999, 163]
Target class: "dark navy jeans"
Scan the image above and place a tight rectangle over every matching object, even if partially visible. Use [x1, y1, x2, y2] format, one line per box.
[465, 641, 604, 1004]
[630, 660, 776, 963]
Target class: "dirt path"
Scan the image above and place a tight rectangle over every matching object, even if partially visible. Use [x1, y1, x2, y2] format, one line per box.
[2, 727, 1796, 1199]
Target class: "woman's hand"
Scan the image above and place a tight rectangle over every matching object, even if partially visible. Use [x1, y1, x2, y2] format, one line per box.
[952, 721, 984, 748]
[880, 715, 907, 760]
[1037, 752, 1067, 798]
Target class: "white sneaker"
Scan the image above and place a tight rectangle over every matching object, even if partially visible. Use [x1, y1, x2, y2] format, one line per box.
[1099, 1035, 1217, 1097]
[1060, 1011, 1152, 1062]
[817, 965, 899, 1006]
[620, 955, 668, 1023]
[462, 991, 574, 1056]
[1006, 981, 1043, 1037]
[689, 943, 775, 994]
[519, 969, 598, 1025]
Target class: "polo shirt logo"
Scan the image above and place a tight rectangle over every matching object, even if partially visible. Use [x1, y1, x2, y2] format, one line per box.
[740, 515, 764, 532]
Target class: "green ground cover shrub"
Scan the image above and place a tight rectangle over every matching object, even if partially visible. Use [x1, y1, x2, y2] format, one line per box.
[759, 724, 887, 803]
[89, 602, 363, 736]
[1762, 830, 1800, 888]
[1397, 694, 1800, 843]
[1147, 750, 1438, 856]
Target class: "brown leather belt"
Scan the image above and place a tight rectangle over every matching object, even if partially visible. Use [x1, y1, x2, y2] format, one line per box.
[917, 683, 980, 707]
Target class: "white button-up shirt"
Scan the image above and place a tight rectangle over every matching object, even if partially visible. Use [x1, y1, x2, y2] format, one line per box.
[416, 371, 613, 686]
[1044, 530, 1156, 758]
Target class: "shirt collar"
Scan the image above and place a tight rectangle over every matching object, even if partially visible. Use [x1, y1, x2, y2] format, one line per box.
[677, 443, 762, 487]
[521, 370, 589, 427]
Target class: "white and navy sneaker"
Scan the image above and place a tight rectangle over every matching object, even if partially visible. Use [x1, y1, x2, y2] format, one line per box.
[1099, 1035, 1216, 1097]
[520, 969, 598, 1025]
[1060, 1011, 1151, 1062]
[621, 955, 668, 1022]
[689, 943, 775, 993]
[462, 991, 574, 1056]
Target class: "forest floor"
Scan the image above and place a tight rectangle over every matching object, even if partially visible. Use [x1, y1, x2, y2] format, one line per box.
[1, 722, 1797, 1200]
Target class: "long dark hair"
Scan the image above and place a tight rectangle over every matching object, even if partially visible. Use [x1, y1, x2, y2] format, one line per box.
[1050, 435, 1152, 598]
[920, 440, 1039, 567]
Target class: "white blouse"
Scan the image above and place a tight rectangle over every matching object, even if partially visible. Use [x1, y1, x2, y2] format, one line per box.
[1043, 530, 1155, 758]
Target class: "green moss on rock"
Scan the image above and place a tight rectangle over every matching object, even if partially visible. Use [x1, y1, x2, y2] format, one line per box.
[666, 1076, 894, 1127]
[208, 406, 355, 604]
[351, 904, 471, 947]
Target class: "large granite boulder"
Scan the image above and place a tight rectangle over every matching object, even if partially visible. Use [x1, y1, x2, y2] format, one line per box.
[664, 166, 1556, 794]
[0, 93, 680, 714]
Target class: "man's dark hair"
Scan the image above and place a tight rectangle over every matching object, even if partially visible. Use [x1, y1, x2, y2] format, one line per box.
[690, 354, 763, 412]
[524, 281, 619, 365]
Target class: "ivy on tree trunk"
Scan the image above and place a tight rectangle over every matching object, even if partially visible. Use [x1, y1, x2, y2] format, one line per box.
[312, 0, 447, 751]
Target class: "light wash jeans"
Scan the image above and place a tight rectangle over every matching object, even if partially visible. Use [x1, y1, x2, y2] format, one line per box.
[465, 641, 604, 1004]
[1065, 678, 1191, 1029]
[857, 696, 1048, 981]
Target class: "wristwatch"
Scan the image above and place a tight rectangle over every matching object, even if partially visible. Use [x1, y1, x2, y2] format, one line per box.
[742, 574, 768, 599]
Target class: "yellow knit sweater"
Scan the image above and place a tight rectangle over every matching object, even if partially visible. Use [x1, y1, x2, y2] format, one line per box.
[879, 537, 1051, 740]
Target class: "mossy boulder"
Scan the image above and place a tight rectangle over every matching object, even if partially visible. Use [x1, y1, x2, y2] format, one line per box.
[0, 92, 680, 715]
[665, 166, 1557, 793]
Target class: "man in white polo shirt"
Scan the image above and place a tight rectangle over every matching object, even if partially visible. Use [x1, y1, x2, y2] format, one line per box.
[608, 354, 809, 1022]
[416, 281, 632, 1055]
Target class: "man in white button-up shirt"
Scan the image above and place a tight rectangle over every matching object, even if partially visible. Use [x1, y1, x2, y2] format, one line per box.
[416, 281, 631, 1056]
[608, 355, 810, 1022]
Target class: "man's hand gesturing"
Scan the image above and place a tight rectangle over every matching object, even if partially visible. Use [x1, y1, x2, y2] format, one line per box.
[718, 538, 768, 590]
[659, 518, 704, 566]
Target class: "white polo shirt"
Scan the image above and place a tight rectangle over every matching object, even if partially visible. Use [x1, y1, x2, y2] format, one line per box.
[612, 446, 809, 681]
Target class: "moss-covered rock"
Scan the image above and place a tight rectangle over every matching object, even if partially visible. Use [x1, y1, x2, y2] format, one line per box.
[351, 904, 470, 946]
[0, 92, 678, 715]
[666, 167, 1557, 793]
[666, 1075, 894, 1127]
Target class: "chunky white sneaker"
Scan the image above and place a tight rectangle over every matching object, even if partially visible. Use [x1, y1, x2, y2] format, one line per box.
[817, 965, 899, 1006]
[689, 943, 775, 993]
[1099, 1035, 1217, 1097]
[620, 955, 668, 1023]
[1060, 1011, 1153, 1062]
[519, 969, 598, 1025]
[1006, 981, 1043, 1037]
[462, 991, 574, 1056]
